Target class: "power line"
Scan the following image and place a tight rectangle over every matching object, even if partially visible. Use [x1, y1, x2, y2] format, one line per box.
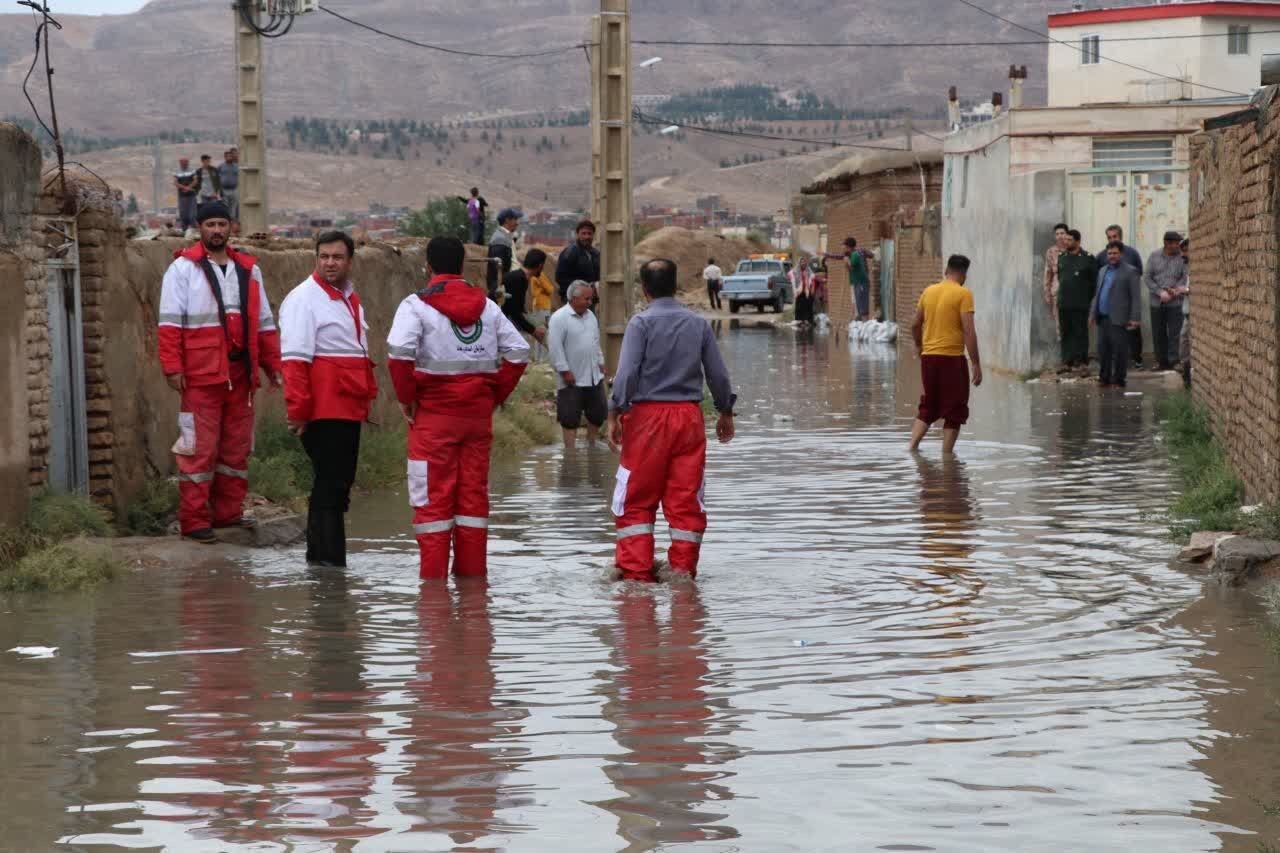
[951, 0, 1248, 98]
[636, 29, 1280, 49]
[317, 5, 589, 59]
[634, 110, 909, 152]
[17, 0, 66, 193]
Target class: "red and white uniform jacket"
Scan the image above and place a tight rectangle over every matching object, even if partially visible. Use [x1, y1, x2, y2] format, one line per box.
[386, 275, 529, 418]
[157, 243, 281, 388]
[279, 274, 378, 423]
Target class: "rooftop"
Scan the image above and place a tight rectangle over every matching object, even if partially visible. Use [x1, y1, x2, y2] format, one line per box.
[802, 148, 943, 195]
[1049, 1, 1280, 28]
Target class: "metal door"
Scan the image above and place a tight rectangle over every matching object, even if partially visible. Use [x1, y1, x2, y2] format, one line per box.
[879, 239, 896, 324]
[45, 220, 88, 494]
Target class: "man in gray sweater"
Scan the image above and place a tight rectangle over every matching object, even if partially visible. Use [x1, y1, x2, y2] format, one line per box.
[1144, 230, 1189, 371]
[1090, 241, 1144, 389]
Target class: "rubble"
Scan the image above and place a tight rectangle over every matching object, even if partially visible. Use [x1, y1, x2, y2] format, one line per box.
[1206, 535, 1280, 586]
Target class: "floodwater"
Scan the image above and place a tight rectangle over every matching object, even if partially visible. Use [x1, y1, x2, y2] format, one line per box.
[4, 323, 1280, 852]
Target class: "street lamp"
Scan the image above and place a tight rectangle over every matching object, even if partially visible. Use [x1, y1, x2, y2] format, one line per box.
[639, 56, 663, 69]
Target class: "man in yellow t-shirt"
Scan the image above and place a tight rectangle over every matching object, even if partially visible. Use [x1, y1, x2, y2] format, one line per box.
[909, 254, 983, 455]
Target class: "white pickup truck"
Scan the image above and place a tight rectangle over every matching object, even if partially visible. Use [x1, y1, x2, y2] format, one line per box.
[722, 256, 793, 314]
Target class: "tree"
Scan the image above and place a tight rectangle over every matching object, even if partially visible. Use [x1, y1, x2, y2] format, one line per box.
[399, 197, 479, 241]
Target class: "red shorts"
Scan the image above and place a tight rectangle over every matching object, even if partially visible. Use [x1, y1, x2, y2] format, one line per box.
[918, 355, 970, 429]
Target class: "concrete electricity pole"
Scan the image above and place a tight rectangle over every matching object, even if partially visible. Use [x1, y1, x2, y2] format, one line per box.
[590, 0, 633, 374]
[235, 3, 269, 234]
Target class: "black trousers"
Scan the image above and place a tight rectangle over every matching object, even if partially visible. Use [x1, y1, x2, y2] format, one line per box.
[707, 282, 721, 310]
[301, 419, 361, 565]
[1058, 306, 1090, 366]
[1128, 325, 1143, 367]
[1097, 322, 1131, 387]
[1150, 304, 1185, 369]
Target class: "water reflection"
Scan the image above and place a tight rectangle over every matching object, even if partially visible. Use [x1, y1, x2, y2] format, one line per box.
[399, 579, 529, 845]
[595, 586, 739, 847]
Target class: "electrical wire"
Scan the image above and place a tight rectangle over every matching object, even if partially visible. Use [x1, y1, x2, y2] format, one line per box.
[17, 1, 56, 143]
[236, 0, 295, 39]
[317, 5, 589, 59]
[635, 29, 1280, 49]
[951, 0, 1248, 98]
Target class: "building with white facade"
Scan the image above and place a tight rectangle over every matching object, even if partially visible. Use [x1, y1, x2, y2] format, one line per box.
[942, 1, 1275, 373]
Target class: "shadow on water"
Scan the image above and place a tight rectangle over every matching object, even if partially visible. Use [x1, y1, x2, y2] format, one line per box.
[3, 328, 1280, 850]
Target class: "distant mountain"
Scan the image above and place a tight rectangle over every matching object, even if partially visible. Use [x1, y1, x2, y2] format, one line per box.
[0, 0, 1083, 136]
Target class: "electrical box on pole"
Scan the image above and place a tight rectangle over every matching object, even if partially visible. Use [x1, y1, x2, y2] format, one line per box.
[590, 0, 634, 375]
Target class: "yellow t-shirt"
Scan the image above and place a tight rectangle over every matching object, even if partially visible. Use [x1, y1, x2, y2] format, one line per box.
[529, 272, 555, 311]
[918, 280, 975, 356]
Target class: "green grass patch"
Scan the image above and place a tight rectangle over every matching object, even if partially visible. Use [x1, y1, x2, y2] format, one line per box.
[357, 422, 407, 489]
[1156, 391, 1245, 539]
[0, 540, 119, 593]
[119, 478, 180, 536]
[27, 491, 113, 540]
[0, 492, 122, 593]
[493, 365, 560, 455]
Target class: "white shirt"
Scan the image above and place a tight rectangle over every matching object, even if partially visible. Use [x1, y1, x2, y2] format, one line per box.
[703, 264, 723, 282]
[548, 304, 605, 389]
[279, 276, 370, 364]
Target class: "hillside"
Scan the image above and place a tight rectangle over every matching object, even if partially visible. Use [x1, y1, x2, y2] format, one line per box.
[0, 0, 1080, 135]
[72, 119, 905, 216]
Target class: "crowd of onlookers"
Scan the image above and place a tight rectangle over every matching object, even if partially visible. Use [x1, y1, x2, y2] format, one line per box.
[175, 148, 240, 232]
[1043, 222, 1190, 390]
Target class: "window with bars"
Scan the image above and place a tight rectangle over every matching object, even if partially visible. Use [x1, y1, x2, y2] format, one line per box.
[1080, 35, 1101, 65]
[1228, 24, 1250, 55]
[1091, 137, 1175, 186]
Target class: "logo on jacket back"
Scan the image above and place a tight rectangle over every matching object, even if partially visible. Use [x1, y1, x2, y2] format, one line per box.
[451, 319, 483, 345]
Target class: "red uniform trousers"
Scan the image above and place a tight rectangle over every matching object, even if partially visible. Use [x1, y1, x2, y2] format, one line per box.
[613, 402, 708, 582]
[409, 412, 493, 580]
[177, 362, 254, 533]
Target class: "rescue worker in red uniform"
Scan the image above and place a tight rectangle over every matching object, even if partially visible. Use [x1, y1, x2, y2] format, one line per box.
[158, 200, 282, 543]
[387, 237, 529, 581]
[607, 258, 737, 582]
[280, 230, 378, 568]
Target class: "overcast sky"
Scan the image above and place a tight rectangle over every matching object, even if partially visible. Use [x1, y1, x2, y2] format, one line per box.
[50, 0, 148, 14]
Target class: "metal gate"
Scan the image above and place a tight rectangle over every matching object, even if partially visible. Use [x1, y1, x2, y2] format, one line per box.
[45, 218, 88, 494]
[879, 239, 896, 324]
[1067, 167, 1188, 260]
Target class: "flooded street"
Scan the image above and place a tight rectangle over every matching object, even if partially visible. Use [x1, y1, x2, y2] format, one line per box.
[4, 324, 1280, 852]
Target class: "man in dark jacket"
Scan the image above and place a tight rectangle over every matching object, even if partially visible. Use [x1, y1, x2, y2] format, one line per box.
[501, 248, 548, 347]
[486, 207, 520, 300]
[555, 219, 601, 303]
[1090, 241, 1144, 389]
[1057, 229, 1097, 368]
[1105, 224, 1145, 368]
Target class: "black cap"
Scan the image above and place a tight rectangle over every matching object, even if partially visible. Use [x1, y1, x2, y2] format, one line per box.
[1163, 230, 1182, 242]
[196, 200, 231, 223]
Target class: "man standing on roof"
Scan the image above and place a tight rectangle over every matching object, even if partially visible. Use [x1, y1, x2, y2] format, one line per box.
[387, 237, 530, 581]
[279, 231, 378, 568]
[158, 200, 282, 543]
[608, 258, 736, 583]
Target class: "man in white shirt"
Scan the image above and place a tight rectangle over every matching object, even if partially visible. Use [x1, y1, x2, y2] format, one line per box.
[702, 257, 723, 311]
[548, 280, 607, 448]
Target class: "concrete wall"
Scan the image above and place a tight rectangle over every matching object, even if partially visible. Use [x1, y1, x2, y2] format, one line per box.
[1047, 15, 1276, 107]
[1189, 103, 1280, 503]
[943, 129, 1067, 375]
[0, 123, 42, 526]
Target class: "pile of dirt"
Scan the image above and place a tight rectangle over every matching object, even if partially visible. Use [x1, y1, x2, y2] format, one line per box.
[635, 227, 768, 306]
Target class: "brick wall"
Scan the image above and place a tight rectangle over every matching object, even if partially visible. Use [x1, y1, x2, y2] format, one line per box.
[819, 165, 942, 330]
[1189, 103, 1280, 503]
[893, 205, 944, 331]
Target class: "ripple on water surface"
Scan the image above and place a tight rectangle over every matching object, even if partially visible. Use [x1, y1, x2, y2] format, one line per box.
[0, 329, 1268, 851]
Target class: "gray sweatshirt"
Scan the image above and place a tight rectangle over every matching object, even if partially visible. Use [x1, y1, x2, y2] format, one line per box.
[1143, 250, 1188, 307]
[609, 297, 736, 413]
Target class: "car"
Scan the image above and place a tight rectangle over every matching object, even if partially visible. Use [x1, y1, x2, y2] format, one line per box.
[722, 256, 793, 313]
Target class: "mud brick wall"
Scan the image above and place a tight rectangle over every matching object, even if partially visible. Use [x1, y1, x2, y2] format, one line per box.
[820, 166, 943, 329]
[893, 205, 944, 332]
[1189, 105, 1280, 503]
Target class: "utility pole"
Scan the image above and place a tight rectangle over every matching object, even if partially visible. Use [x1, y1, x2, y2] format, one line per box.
[590, 0, 633, 374]
[151, 142, 164, 215]
[235, 2, 269, 235]
[904, 116, 913, 151]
